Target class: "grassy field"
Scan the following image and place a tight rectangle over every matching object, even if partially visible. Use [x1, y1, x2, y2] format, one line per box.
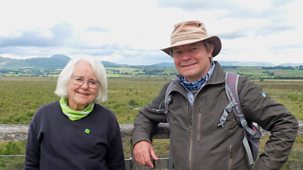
[0, 77, 302, 169]
[0, 77, 169, 124]
[223, 66, 303, 80]
[0, 77, 302, 123]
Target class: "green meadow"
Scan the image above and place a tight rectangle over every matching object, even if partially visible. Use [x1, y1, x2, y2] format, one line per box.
[0, 77, 168, 124]
[0, 76, 302, 169]
[0, 77, 302, 124]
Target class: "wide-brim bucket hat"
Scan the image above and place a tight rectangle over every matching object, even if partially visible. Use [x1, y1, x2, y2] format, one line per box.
[161, 21, 222, 57]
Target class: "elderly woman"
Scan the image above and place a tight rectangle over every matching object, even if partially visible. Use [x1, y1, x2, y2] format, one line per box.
[24, 57, 125, 170]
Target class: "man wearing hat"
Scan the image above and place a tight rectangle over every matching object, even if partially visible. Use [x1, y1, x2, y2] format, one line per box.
[132, 21, 298, 170]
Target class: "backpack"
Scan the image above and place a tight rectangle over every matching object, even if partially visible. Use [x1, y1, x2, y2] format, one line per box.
[220, 72, 262, 166]
[164, 72, 262, 167]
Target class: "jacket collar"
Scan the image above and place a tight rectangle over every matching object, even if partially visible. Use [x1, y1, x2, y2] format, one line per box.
[206, 61, 225, 85]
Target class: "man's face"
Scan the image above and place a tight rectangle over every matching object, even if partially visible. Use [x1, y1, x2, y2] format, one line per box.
[172, 42, 214, 82]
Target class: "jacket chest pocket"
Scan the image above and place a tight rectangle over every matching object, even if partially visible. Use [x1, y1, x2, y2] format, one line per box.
[196, 103, 238, 142]
[166, 96, 191, 128]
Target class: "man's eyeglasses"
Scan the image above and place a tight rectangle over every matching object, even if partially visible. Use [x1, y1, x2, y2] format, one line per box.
[71, 76, 100, 89]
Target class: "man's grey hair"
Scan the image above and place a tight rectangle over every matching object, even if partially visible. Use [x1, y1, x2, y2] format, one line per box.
[54, 57, 108, 103]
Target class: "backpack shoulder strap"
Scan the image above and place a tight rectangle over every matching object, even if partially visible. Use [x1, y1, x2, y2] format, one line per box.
[152, 79, 176, 114]
[164, 80, 175, 170]
[225, 72, 257, 136]
[225, 72, 258, 166]
[225, 72, 242, 120]
[217, 73, 238, 128]
[164, 80, 175, 114]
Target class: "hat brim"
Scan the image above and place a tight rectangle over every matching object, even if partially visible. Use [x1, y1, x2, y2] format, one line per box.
[161, 36, 222, 57]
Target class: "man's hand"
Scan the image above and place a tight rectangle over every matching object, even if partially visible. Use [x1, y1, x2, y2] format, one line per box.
[133, 141, 159, 168]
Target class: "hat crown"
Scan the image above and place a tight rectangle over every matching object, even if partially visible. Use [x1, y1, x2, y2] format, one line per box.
[161, 20, 222, 57]
[171, 21, 208, 45]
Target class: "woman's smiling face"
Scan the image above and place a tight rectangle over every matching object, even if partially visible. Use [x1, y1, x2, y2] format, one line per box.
[67, 60, 99, 110]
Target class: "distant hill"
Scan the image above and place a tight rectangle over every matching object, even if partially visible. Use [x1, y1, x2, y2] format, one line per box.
[1, 55, 303, 79]
[0, 55, 123, 70]
[150, 62, 174, 67]
[219, 61, 274, 67]
[0, 55, 302, 70]
[0, 54, 70, 69]
[101, 61, 123, 67]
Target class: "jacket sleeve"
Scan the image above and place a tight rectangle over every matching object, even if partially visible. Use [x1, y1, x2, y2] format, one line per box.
[238, 77, 299, 170]
[132, 82, 169, 146]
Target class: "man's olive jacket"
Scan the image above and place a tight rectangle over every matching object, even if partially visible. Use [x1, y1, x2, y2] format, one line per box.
[132, 62, 298, 170]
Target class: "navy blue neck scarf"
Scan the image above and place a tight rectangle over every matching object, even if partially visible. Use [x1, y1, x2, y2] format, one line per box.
[178, 62, 215, 91]
[178, 75, 206, 91]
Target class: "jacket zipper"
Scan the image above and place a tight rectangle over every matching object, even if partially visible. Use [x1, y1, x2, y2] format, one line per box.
[189, 126, 193, 170]
[197, 113, 202, 141]
[189, 102, 194, 170]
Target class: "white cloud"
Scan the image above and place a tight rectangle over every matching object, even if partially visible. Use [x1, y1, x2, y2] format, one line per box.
[0, 0, 302, 65]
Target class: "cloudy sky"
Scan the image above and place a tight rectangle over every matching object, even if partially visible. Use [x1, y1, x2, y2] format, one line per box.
[0, 0, 302, 65]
